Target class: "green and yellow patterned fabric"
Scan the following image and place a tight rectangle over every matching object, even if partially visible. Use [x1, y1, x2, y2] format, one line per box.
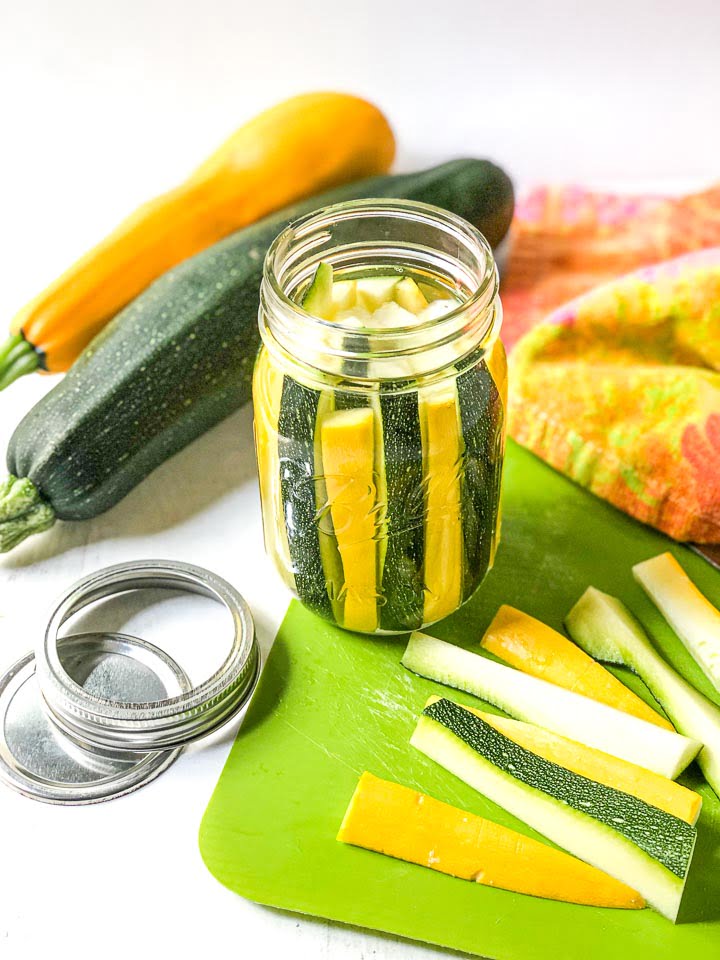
[509, 249, 720, 543]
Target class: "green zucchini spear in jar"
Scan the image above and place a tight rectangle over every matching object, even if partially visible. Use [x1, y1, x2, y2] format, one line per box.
[0, 159, 514, 553]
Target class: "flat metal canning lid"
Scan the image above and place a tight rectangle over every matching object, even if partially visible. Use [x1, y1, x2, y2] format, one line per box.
[36, 559, 260, 753]
[0, 632, 187, 804]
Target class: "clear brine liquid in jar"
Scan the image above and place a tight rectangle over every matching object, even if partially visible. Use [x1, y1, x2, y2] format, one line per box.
[254, 200, 506, 635]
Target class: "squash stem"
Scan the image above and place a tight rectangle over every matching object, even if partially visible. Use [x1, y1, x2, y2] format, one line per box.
[0, 335, 40, 390]
[0, 476, 55, 552]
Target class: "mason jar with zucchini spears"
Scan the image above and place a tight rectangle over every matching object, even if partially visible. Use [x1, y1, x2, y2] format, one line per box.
[253, 199, 506, 635]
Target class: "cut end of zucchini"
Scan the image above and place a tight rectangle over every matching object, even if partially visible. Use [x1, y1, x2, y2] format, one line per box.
[633, 552, 720, 694]
[0, 475, 55, 552]
[565, 587, 637, 666]
[0, 333, 41, 390]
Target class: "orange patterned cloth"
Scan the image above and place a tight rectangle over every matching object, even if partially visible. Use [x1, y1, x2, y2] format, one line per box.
[501, 183, 720, 347]
[509, 249, 720, 543]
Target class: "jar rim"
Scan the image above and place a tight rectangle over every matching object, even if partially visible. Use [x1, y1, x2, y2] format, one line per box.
[259, 198, 501, 382]
[265, 198, 497, 334]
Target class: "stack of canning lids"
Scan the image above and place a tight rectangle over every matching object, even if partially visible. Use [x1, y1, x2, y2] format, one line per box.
[0, 560, 259, 804]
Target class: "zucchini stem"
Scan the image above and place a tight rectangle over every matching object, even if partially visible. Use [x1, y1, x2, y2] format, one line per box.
[0, 334, 41, 390]
[0, 476, 55, 552]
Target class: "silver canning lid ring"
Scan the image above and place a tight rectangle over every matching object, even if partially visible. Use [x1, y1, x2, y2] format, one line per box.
[0, 634, 187, 805]
[36, 560, 260, 752]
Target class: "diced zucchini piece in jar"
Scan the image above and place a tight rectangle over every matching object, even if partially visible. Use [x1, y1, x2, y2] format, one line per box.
[394, 277, 428, 314]
[354, 275, 402, 311]
[302, 262, 334, 318]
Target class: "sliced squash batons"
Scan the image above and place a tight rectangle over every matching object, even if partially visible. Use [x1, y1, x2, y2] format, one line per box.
[402, 632, 701, 778]
[338, 772, 644, 909]
[425, 696, 701, 825]
[481, 605, 673, 730]
[412, 698, 698, 921]
[566, 586, 720, 801]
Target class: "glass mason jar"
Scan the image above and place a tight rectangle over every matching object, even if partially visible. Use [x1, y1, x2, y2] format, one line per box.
[253, 199, 506, 635]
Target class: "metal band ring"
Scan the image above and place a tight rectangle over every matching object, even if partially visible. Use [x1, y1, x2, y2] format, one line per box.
[36, 559, 259, 751]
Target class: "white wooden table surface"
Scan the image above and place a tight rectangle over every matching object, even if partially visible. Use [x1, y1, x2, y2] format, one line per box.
[1, 1, 719, 957]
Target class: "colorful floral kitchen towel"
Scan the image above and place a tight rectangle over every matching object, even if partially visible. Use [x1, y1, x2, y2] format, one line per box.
[509, 248, 720, 543]
[502, 182, 720, 347]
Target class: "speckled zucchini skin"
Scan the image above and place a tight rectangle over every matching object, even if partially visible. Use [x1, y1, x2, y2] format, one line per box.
[421, 698, 696, 878]
[456, 360, 505, 599]
[7, 159, 514, 522]
[378, 388, 425, 632]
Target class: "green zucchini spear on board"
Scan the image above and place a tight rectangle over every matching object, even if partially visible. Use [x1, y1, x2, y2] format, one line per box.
[0, 159, 514, 553]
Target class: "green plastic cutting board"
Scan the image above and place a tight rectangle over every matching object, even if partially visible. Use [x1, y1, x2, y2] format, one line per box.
[199, 440, 720, 959]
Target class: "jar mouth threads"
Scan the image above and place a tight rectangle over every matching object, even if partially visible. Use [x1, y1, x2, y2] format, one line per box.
[259, 199, 501, 383]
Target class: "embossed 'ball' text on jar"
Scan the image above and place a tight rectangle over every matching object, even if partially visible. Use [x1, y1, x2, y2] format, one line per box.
[253, 199, 506, 635]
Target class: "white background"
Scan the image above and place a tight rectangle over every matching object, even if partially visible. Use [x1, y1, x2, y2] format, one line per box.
[1, 1, 719, 958]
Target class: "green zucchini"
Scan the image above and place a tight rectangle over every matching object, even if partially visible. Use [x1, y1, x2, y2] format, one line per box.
[0, 158, 514, 552]
[456, 359, 504, 599]
[276, 377, 333, 619]
[378, 388, 425, 631]
[412, 697, 697, 921]
[302, 262, 334, 317]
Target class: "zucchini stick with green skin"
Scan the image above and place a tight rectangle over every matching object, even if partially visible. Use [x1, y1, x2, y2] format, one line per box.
[402, 631, 701, 778]
[456, 359, 504, 599]
[0, 159, 514, 553]
[411, 698, 697, 922]
[378, 388, 425, 631]
[566, 586, 720, 800]
[276, 377, 334, 620]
